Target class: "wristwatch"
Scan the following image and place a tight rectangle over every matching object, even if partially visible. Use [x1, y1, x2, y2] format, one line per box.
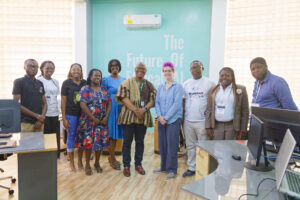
[144, 107, 148, 112]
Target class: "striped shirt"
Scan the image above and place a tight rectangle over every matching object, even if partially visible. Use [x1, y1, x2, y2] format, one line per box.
[115, 77, 156, 127]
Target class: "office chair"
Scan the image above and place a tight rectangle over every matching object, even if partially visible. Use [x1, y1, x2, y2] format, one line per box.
[178, 125, 187, 157]
[0, 154, 16, 195]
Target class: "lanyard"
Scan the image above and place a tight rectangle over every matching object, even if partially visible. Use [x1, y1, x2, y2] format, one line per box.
[136, 80, 144, 94]
[254, 82, 261, 103]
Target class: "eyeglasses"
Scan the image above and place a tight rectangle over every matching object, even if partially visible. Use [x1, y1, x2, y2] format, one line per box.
[44, 66, 55, 70]
[27, 64, 38, 68]
[71, 68, 81, 72]
[163, 69, 172, 73]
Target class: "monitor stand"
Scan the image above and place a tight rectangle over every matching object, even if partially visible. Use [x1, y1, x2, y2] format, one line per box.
[244, 141, 274, 172]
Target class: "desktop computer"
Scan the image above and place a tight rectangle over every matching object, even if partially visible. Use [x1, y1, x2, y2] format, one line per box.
[0, 99, 20, 134]
[252, 106, 300, 154]
[244, 114, 273, 172]
[0, 99, 21, 147]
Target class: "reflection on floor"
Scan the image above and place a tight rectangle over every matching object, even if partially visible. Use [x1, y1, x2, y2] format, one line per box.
[0, 132, 201, 200]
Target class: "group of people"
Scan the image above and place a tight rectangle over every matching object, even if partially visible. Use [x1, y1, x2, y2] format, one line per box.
[12, 56, 298, 179]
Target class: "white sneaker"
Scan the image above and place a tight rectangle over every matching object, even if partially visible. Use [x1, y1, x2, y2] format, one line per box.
[166, 172, 176, 179]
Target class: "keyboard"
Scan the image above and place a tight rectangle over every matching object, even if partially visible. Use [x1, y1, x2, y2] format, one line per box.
[0, 133, 12, 138]
[265, 143, 300, 154]
[286, 170, 300, 194]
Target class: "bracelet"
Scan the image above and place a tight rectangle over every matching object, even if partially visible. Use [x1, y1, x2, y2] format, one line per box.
[144, 107, 148, 112]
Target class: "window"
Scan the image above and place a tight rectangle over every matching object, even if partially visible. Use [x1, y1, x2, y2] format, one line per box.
[225, 0, 300, 107]
[0, 0, 73, 98]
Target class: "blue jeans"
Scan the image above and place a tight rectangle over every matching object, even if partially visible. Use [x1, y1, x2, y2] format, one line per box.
[66, 115, 80, 152]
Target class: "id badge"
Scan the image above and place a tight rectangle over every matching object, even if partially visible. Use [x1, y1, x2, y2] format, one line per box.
[251, 103, 259, 107]
[216, 105, 225, 115]
[46, 96, 51, 105]
[141, 101, 145, 107]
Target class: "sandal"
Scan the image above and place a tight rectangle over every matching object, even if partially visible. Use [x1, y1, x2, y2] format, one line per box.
[94, 164, 103, 173]
[108, 157, 121, 170]
[69, 163, 76, 172]
[115, 160, 121, 166]
[85, 167, 93, 176]
[78, 162, 84, 171]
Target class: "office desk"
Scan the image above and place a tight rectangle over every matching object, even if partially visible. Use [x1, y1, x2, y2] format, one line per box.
[0, 132, 57, 200]
[182, 140, 284, 200]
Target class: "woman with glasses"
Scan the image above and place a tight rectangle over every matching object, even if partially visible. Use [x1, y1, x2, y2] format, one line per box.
[102, 59, 125, 170]
[37, 61, 60, 158]
[77, 69, 111, 176]
[154, 62, 183, 180]
[61, 63, 86, 172]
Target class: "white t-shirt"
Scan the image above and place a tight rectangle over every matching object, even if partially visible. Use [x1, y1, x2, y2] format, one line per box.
[37, 76, 60, 117]
[183, 76, 215, 122]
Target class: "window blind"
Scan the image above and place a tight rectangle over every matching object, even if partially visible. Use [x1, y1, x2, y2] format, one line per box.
[0, 0, 73, 98]
[224, 0, 300, 108]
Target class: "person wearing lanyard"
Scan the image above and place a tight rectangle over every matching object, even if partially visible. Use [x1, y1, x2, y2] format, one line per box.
[37, 60, 60, 158]
[154, 62, 183, 179]
[115, 62, 156, 177]
[250, 57, 297, 110]
[205, 67, 249, 140]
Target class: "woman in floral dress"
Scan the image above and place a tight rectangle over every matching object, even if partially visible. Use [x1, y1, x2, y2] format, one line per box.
[78, 69, 111, 176]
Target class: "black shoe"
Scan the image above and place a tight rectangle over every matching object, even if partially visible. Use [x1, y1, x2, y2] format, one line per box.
[183, 170, 195, 177]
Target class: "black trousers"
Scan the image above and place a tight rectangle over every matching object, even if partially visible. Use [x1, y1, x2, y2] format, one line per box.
[44, 116, 60, 156]
[122, 124, 147, 167]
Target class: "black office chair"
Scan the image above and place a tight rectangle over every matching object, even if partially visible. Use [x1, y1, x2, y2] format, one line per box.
[0, 154, 16, 195]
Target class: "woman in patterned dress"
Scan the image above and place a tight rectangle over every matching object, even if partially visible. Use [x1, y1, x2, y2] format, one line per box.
[78, 69, 111, 176]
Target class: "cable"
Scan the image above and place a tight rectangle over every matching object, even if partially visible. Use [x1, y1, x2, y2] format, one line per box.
[238, 178, 276, 200]
[263, 155, 300, 159]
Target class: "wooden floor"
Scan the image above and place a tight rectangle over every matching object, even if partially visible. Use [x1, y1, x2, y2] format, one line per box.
[0, 133, 201, 200]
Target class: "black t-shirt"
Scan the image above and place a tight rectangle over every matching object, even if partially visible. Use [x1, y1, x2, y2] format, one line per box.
[12, 75, 45, 124]
[61, 78, 86, 116]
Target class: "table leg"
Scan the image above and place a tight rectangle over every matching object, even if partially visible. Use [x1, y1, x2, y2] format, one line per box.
[18, 151, 57, 200]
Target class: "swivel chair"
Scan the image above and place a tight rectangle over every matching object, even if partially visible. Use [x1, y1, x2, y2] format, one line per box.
[0, 154, 16, 195]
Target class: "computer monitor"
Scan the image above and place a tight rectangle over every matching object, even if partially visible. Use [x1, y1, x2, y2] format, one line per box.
[252, 106, 300, 153]
[244, 114, 273, 172]
[0, 99, 21, 134]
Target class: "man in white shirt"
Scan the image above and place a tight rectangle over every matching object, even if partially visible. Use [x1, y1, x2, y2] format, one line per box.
[182, 60, 215, 177]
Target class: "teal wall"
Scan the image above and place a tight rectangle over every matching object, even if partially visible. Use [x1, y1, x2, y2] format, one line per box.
[91, 0, 212, 131]
[92, 0, 212, 85]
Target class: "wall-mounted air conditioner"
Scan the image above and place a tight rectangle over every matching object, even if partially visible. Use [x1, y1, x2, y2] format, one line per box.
[123, 14, 161, 28]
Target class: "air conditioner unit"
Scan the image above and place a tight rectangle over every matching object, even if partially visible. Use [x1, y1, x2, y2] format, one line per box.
[124, 14, 161, 28]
